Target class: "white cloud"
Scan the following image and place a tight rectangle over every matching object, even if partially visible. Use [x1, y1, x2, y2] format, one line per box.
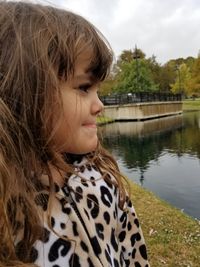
[32, 0, 200, 63]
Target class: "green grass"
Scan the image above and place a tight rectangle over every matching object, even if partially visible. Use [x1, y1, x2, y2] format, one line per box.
[128, 180, 200, 267]
[97, 116, 114, 125]
[183, 98, 200, 111]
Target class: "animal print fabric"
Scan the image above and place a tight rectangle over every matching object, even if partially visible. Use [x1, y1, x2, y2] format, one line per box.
[33, 157, 150, 267]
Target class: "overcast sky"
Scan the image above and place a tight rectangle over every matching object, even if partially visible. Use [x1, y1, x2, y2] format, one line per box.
[40, 0, 200, 64]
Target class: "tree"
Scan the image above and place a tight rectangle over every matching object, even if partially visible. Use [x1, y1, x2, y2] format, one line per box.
[117, 48, 146, 67]
[170, 63, 191, 96]
[99, 77, 116, 96]
[184, 56, 195, 69]
[102, 47, 199, 96]
[187, 57, 200, 96]
[132, 47, 146, 60]
[158, 63, 176, 92]
[146, 55, 162, 89]
[115, 59, 158, 93]
[117, 49, 134, 65]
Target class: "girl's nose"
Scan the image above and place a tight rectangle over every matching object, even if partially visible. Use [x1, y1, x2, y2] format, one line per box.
[92, 94, 104, 116]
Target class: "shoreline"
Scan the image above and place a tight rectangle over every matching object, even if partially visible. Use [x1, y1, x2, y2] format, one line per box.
[98, 101, 200, 265]
[128, 180, 200, 266]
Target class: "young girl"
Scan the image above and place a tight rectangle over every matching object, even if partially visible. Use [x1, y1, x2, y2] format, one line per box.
[0, 1, 150, 266]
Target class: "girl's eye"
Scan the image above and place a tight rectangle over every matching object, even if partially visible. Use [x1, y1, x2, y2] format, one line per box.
[78, 84, 92, 93]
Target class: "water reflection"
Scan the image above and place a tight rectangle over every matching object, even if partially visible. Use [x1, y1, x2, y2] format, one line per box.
[100, 111, 200, 219]
[100, 114, 183, 138]
[100, 114, 185, 171]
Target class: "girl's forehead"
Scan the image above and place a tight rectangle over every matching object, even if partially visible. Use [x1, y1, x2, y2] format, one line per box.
[76, 47, 94, 64]
[75, 49, 94, 76]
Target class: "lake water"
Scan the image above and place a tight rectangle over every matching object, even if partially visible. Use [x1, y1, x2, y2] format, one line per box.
[100, 111, 200, 220]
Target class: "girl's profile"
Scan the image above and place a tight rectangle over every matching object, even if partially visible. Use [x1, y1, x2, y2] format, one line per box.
[0, 1, 150, 266]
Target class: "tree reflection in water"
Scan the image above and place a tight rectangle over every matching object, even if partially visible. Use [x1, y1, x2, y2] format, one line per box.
[99, 111, 200, 219]
[100, 112, 200, 171]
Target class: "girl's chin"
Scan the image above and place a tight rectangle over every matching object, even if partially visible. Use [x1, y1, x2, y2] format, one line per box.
[62, 141, 98, 155]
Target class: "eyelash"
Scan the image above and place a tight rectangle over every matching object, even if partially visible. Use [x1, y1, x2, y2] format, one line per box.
[78, 84, 92, 93]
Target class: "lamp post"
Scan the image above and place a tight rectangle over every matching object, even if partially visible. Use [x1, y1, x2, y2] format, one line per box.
[133, 45, 140, 91]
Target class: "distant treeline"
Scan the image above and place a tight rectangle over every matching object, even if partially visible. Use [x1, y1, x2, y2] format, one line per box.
[100, 48, 200, 97]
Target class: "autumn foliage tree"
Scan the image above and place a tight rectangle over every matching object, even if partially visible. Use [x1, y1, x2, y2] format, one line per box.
[187, 56, 200, 97]
[113, 48, 158, 93]
[171, 63, 191, 96]
[100, 47, 200, 97]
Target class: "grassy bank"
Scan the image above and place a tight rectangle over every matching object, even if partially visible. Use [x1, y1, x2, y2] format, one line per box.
[97, 116, 114, 125]
[128, 181, 200, 267]
[182, 98, 200, 111]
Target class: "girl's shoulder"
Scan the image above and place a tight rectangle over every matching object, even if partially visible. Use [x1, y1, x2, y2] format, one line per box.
[69, 155, 119, 197]
[36, 155, 119, 213]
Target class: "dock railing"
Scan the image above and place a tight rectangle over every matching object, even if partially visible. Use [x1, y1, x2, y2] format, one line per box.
[100, 92, 182, 106]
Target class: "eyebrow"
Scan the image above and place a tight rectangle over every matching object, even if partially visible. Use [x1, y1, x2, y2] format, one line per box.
[74, 73, 95, 82]
[75, 74, 90, 79]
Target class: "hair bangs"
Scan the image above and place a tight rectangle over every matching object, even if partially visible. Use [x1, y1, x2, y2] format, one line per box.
[89, 37, 113, 82]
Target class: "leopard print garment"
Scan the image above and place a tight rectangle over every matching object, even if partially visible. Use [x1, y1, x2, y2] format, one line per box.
[31, 157, 150, 267]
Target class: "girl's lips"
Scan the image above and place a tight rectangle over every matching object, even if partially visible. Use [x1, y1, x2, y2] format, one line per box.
[83, 122, 97, 128]
[82, 123, 97, 128]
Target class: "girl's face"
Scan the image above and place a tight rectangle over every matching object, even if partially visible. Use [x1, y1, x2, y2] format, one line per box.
[52, 50, 104, 154]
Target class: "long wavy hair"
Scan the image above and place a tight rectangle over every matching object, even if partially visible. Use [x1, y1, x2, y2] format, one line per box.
[0, 1, 127, 265]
